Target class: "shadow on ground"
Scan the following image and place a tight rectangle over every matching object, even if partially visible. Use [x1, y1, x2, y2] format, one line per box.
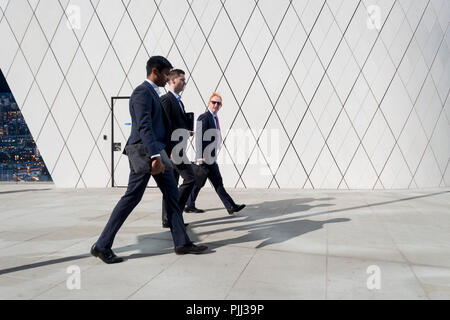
[2, 190, 446, 275]
[0, 197, 338, 274]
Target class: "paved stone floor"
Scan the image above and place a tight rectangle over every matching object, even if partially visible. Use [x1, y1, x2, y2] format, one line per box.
[0, 184, 449, 300]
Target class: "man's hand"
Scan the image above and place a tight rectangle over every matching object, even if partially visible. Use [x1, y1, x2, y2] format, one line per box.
[197, 158, 205, 165]
[151, 157, 165, 175]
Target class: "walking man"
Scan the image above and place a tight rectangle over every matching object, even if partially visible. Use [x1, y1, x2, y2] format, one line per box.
[160, 69, 204, 228]
[185, 93, 246, 215]
[91, 56, 208, 264]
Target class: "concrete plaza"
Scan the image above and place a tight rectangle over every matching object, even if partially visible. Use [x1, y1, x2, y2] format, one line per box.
[0, 184, 449, 300]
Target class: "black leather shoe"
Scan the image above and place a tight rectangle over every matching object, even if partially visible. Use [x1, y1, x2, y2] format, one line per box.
[90, 244, 124, 264]
[227, 204, 246, 215]
[175, 244, 208, 255]
[162, 222, 189, 229]
[184, 206, 205, 213]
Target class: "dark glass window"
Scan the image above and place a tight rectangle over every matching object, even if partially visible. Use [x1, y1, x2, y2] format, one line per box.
[0, 69, 52, 182]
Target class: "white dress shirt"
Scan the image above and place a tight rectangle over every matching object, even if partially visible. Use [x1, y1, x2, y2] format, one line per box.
[145, 79, 160, 96]
[170, 90, 185, 114]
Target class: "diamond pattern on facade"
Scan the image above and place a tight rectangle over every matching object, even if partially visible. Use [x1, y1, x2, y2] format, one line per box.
[0, 0, 448, 189]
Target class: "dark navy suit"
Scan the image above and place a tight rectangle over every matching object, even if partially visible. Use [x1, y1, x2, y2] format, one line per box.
[160, 92, 196, 224]
[186, 110, 236, 209]
[96, 81, 192, 251]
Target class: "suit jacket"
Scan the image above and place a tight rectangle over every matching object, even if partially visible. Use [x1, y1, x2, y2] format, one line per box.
[124, 81, 171, 158]
[195, 110, 221, 164]
[160, 91, 190, 156]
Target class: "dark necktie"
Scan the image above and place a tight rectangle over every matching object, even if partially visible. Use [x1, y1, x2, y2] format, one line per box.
[177, 96, 185, 114]
[215, 115, 222, 149]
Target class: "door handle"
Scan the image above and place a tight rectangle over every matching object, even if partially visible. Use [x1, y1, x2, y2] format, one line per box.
[113, 142, 122, 151]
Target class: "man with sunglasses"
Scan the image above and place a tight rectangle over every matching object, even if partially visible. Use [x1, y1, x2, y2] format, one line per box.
[185, 93, 246, 215]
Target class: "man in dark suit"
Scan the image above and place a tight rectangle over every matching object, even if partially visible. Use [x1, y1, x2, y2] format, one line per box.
[160, 69, 204, 229]
[185, 93, 246, 215]
[91, 56, 207, 264]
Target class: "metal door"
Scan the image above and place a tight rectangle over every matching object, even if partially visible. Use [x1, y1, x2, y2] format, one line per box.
[111, 97, 158, 188]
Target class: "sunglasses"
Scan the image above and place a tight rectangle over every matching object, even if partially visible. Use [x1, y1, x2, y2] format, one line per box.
[210, 101, 222, 106]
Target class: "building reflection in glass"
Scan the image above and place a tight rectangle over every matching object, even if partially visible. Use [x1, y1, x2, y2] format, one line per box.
[0, 70, 52, 182]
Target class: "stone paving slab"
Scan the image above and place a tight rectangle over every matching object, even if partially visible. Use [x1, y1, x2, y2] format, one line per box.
[0, 184, 449, 300]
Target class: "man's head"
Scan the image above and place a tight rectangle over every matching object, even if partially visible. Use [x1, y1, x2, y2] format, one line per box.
[208, 92, 222, 114]
[146, 56, 173, 87]
[168, 69, 186, 94]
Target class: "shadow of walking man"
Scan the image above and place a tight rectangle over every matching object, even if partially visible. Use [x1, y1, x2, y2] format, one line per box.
[190, 197, 336, 230]
[203, 218, 351, 250]
[118, 197, 341, 257]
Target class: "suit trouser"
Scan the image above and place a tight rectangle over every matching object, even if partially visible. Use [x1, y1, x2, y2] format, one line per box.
[96, 160, 192, 251]
[186, 162, 236, 209]
[162, 162, 196, 224]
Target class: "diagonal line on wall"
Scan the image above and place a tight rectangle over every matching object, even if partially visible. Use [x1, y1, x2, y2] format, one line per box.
[207, 0, 260, 188]
[3, 0, 39, 101]
[106, 0, 164, 187]
[319, 0, 399, 190]
[133, 0, 227, 185]
[235, 0, 301, 189]
[3, 0, 36, 78]
[184, 0, 252, 188]
[367, 0, 432, 188]
[209, 0, 298, 188]
[177, 0, 257, 187]
[47, 0, 119, 187]
[262, 0, 329, 189]
[46, 0, 108, 187]
[216, 8, 278, 188]
[151, 0, 238, 187]
[285, 0, 397, 190]
[384, 3, 446, 188]
[265, 0, 355, 189]
[395, 2, 449, 187]
[165, 0, 200, 59]
[325, 1, 399, 189]
[225, 0, 294, 189]
[251, 0, 351, 189]
[25, 0, 74, 176]
[411, 89, 449, 188]
[298, 0, 360, 189]
[5, 0, 104, 187]
[179, 1, 226, 164]
[180, 0, 226, 106]
[320, 0, 367, 189]
[105, 0, 165, 187]
[365, 1, 428, 187]
[116, 0, 166, 95]
[3, 0, 447, 189]
[88, 0, 139, 183]
[0, 0, 10, 24]
[54, 0, 109, 187]
[440, 156, 450, 186]
[2, 0, 82, 183]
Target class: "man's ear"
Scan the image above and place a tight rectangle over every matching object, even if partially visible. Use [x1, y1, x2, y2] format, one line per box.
[152, 67, 159, 76]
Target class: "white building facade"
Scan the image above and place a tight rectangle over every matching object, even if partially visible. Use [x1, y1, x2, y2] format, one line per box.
[0, 0, 448, 189]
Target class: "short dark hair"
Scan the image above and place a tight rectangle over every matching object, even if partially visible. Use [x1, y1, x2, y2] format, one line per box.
[146, 56, 173, 76]
[169, 69, 185, 79]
